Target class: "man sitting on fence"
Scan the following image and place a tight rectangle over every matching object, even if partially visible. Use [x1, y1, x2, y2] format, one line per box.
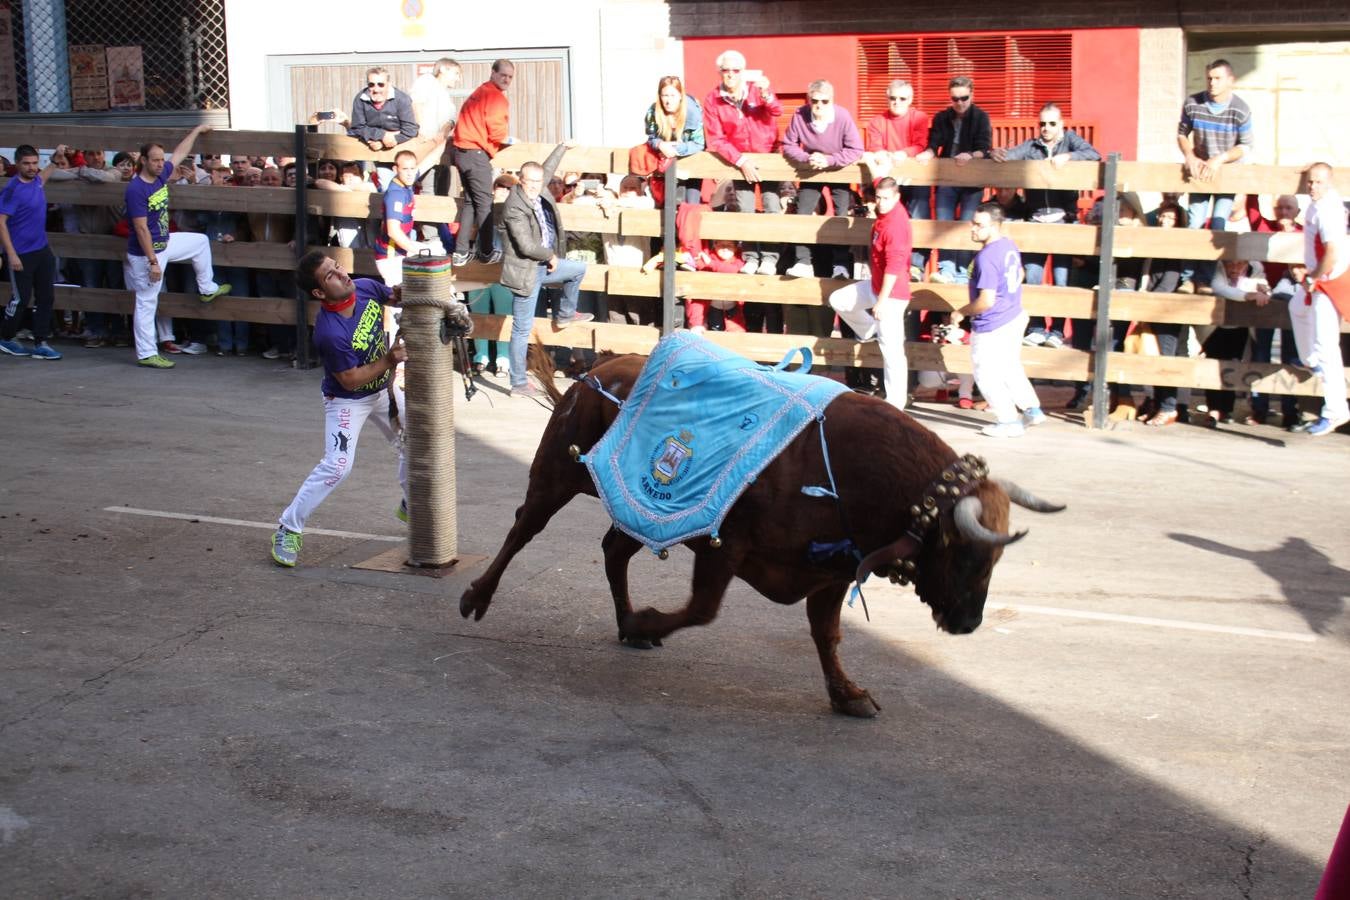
[499, 141, 594, 399]
[123, 125, 232, 370]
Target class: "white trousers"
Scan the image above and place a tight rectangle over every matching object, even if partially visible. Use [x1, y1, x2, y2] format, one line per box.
[1289, 288, 1350, 421]
[970, 312, 1040, 423]
[124, 232, 220, 359]
[829, 280, 909, 409]
[279, 391, 408, 534]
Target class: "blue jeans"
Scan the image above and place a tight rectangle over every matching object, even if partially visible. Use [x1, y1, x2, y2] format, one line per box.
[214, 265, 249, 351]
[1185, 193, 1233, 286]
[904, 187, 931, 272]
[1250, 318, 1299, 421]
[509, 259, 586, 387]
[935, 185, 983, 282]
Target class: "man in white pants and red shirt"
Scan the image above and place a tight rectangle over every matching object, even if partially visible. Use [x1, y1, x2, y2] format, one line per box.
[271, 251, 409, 568]
[951, 202, 1046, 437]
[828, 175, 912, 409]
[1294, 162, 1350, 437]
[124, 124, 231, 368]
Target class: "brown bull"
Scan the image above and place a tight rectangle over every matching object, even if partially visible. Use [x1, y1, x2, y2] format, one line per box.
[460, 352, 1064, 716]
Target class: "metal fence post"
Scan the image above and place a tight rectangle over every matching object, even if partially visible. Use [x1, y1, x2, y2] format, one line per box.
[1090, 152, 1120, 430]
[660, 162, 678, 335]
[293, 124, 311, 369]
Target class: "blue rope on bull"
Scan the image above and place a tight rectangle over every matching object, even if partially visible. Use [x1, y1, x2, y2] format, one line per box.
[578, 332, 849, 554]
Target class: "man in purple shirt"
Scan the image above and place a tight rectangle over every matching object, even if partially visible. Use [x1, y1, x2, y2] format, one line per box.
[270, 251, 409, 568]
[0, 143, 70, 360]
[951, 203, 1045, 437]
[124, 124, 231, 369]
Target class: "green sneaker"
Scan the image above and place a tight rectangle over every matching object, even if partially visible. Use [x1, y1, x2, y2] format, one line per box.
[137, 354, 175, 369]
[201, 283, 232, 303]
[396, 499, 409, 524]
[270, 527, 302, 567]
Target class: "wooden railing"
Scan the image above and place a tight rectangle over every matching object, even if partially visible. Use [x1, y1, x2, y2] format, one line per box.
[2, 124, 1346, 427]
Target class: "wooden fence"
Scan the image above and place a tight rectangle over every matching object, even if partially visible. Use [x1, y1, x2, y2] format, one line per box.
[1, 124, 1346, 428]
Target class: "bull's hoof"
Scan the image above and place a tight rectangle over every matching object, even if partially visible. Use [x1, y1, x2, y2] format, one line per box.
[618, 632, 663, 650]
[459, 589, 490, 621]
[830, 691, 882, 718]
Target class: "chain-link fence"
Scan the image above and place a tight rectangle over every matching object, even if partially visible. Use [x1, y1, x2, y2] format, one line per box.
[1, 0, 228, 114]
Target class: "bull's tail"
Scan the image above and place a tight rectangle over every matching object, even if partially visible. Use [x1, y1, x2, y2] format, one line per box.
[527, 337, 563, 406]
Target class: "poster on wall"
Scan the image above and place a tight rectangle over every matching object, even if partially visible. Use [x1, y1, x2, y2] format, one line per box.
[69, 44, 108, 111]
[106, 45, 145, 109]
[0, 2, 18, 112]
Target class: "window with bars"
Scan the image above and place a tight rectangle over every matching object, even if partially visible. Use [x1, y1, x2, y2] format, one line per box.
[856, 33, 1073, 123]
[0, 0, 229, 114]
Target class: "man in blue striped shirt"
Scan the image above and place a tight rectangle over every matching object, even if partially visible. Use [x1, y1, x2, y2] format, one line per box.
[1177, 58, 1253, 290]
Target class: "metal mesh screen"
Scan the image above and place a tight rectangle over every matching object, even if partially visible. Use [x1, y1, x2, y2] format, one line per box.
[0, 0, 229, 114]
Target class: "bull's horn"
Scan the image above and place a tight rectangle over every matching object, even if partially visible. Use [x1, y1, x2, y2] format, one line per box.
[993, 478, 1066, 513]
[854, 536, 917, 585]
[953, 496, 1026, 547]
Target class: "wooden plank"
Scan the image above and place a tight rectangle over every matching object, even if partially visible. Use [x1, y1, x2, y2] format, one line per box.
[46, 286, 310, 325]
[1116, 162, 1350, 197]
[0, 125, 298, 159]
[672, 154, 1103, 190]
[490, 143, 625, 174]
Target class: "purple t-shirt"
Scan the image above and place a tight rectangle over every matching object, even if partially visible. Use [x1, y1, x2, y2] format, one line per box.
[968, 236, 1024, 333]
[125, 164, 174, 256]
[0, 176, 49, 254]
[315, 278, 395, 399]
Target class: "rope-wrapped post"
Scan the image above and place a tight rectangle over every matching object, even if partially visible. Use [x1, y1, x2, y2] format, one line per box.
[399, 255, 469, 567]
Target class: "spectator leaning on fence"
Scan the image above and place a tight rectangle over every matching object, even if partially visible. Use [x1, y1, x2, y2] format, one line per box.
[498, 141, 594, 400]
[990, 101, 1101, 344]
[782, 79, 864, 284]
[349, 66, 418, 153]
[863, 79, 932, 280]
[123, 126, 232, 370]
[0, 143, 69, 360]
[1293, 162, 1350, 437]
[950, 202, 1046, 438]
[703, 49, 784, 278]
[1176, 58, 1252, 292]
[917, 76, 992, 285]
[644, 75, 706, 204]
[451, 59, 514, 267]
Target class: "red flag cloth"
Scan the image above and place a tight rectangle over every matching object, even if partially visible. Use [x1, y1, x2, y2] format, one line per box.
[1317, 803, 1350, 900]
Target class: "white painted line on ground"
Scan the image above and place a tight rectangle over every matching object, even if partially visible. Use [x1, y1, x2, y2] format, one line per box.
[103, 507, 403, 542]
[986, 602, 1317, 643]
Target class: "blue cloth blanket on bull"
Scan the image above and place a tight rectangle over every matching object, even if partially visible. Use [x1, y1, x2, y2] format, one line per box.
[580, 331, 850, 553]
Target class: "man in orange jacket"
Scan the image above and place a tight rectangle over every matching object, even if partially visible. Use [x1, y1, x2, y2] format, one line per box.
[451, 59, 514, 267]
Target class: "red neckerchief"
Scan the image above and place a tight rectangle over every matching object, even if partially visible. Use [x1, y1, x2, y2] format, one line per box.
[322, 291, 356, 314]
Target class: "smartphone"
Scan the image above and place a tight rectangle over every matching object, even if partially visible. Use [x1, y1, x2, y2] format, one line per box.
[577, 178, 602, 195]
[316, 110, 336, 121]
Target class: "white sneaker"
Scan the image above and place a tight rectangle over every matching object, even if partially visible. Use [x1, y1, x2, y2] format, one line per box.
[179, 341, 207, 355]
[831, 265, 851, 280]
[739, 259, 759, 275]
[980, 421, 1026, 438]
[1023, 329, 1047, 347]
[262, 347, 282, 360]
[1043, 332, 1065, 349]
[785, 262, 815, 278]
[757, 258, 778, 276]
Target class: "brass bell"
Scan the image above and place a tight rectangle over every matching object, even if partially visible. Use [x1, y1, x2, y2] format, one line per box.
[902, 560, 916, 571]
[658, 548, 669, 560]
[942, 470, 955, 482]
[923, 496, 936, 509]
[958, 473, 970, 483]
[910, 504, 921, 517]
[568, 444, 581, 460]
[710, 536, 723, 549]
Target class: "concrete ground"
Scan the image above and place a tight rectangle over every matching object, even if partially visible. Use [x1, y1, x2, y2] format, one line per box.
[1, 345, 1347, 899]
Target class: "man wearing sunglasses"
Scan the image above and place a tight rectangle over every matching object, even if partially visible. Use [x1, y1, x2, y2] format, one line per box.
[348, 66, 418, 153]
[990, 102, 1101, 346]
[916, 76, 992, 284]
[863, 79, 932, 281]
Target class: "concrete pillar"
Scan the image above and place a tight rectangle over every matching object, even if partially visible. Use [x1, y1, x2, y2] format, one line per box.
[22, 0, 71, 112]
[1137, 28, 1186, 165]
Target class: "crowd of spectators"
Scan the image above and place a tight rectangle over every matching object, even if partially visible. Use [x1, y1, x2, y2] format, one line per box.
[1, 51, 1345, 433]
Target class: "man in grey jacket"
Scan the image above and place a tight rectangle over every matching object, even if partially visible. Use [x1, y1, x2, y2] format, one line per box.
[499, 141, 593, 398]
[991, 102, 1101, 345]
[348, 66, 418, 152]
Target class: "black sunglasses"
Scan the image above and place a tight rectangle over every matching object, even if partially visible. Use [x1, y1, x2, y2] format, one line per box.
[367, 81, 386, 87]
[810, 98, 831, 105]
[950, 94, 971, 102]
[1039, 121, 1060, 127]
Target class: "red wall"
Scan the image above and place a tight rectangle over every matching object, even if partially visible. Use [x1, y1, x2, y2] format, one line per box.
[683, 29, 1141, 157]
